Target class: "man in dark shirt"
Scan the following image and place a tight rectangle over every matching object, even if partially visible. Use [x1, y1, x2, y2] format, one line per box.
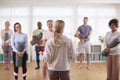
[75, 17, 92, 69]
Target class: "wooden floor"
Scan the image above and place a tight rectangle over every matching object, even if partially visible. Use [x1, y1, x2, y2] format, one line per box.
[0, 61, 120, 80]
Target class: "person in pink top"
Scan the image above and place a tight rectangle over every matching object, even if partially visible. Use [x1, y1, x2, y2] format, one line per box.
[42, 20, 53, 80]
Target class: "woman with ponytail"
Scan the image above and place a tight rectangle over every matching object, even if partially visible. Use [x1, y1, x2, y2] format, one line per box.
[43, 20, 76, 80]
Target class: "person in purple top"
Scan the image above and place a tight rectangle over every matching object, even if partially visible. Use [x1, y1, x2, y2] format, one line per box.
[75, 17, 92, 69]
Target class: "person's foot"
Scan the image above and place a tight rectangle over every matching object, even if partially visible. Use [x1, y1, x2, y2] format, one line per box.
[86, 66, 91, 70]
[7, 66, 10, 70]
[4, 66, 10, 70]
[35, 67, 40, 70]
[79, 64, 82, 69]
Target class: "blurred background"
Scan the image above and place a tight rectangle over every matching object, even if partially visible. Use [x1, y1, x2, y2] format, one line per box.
[0, 0, 120, 60]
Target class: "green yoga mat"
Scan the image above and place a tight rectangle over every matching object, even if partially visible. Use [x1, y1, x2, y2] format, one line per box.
[102, 56, 106, 61]
[0, 54, 3, 61]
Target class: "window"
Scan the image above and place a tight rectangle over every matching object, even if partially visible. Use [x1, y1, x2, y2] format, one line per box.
[32, 7, 74, 38]
[77, 6, 117, 44]
[0, 7, 30, 45]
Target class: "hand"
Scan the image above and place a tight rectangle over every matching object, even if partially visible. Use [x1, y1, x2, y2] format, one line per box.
[80, 38, 85, 43]
[74, 34, 77, 37]
[37, 41, 41, 45]
[20, 52, 24, 56]
[37, 40, 43, 45]
[4, 41, 9, 45]
[39, 51, 43, 55]
[17, 52, 24, 56]
[105, 48, 110, 52]
[17, 52, 22, 56]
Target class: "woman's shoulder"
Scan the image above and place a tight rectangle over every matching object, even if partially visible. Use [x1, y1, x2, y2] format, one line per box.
[21, 33, 27, 37]
[116, 31, 120, 34]
[62, 35, 72, 43]
[45, 38, 53, 46]
[106, 31, 111, 35]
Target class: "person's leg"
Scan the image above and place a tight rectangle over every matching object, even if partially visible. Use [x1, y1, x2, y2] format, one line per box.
[13, 52, 19, 80]
[60, 71, 70, 80]
[77, 42, 84, 68]
[85, 42, 91, 69]
[42, 61, 48, 80]
[14, 66, 19, 80]
[35, 51, 40, 69]
[7, 46, 12, 69]
[111, 55, 119, 80]
[86, 53, 90, 69]
[79, 54, 84, 68]
[48, 70, 59, 80]
[22, 53, 27, 80]
[106, 55, 112, 80]
[3, 52, 8, 70]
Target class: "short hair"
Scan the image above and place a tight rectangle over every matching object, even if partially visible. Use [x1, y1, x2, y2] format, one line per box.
[14, 22, 21, 32]
[47, 20, 53, 23]
[109, 19, 119, 28]
[5, 21, 10, 25]
[84, 17, 88, 20]
[37, 21, 42, 26]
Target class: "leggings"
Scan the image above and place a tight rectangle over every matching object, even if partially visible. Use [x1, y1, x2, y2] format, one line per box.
[2, 46, 12, 63]
[12, 51, 27, 80]
[48, 70, 70, 80]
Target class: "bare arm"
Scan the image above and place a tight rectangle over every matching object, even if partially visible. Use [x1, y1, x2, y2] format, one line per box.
[88, 31, 92, 39]
[74, 31, 80, 38]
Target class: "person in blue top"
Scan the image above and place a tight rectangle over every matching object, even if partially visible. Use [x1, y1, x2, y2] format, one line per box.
[11, 22, 28, 80]
[75, 17, 92, 69]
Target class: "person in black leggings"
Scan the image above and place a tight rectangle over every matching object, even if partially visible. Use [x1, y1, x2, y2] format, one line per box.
[11, 22, 28, 80]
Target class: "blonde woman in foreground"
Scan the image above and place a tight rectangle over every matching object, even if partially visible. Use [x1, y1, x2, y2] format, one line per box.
[43, 20, 76, 80]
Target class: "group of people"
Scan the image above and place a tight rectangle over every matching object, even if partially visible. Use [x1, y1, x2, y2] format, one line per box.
[0, 17, 120, 80]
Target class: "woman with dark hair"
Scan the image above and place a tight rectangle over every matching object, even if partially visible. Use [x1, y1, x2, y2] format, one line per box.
[43, 20, 76, 80]
[1, 21, 13, 70]
[105, 19, 120, 80]
[11, 22, 28, 80]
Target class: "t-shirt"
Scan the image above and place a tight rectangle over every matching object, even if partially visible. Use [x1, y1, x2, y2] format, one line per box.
[32, 29, 45, 46]
[43, 30, 53, 41]
[77, 25, 92, 42]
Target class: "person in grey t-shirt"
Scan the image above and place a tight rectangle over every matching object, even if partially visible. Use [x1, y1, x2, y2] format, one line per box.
[74, 17, 92, 69]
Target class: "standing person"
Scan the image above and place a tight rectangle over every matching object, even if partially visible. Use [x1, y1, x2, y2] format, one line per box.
[105, 19, 120, 80]
[42, 20, 53, 80]
[44, 20, 76, 80]
[74, 17, 92, 69]
[1, 21, 13, 70]
[11, 23, 28, 80]
[32, 21, 44, 70]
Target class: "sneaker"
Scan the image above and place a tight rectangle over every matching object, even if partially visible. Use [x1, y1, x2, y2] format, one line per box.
[35, 67, 40, 70]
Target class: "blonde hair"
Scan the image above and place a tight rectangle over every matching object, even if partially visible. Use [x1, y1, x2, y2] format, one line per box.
[54, 20, 65, 44]
[5, 21, 10, 25]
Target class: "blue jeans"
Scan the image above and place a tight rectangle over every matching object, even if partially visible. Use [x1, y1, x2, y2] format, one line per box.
[36, 51, 40, 61]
